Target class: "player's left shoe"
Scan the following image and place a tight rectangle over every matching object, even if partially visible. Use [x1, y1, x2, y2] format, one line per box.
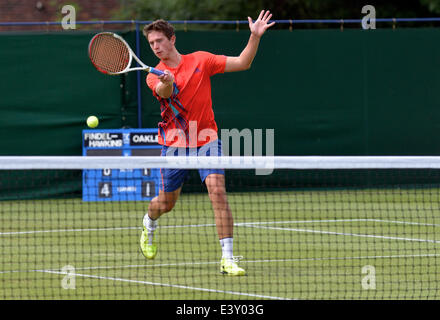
[140, 227, 157, 259]
[220, 256, 246, 276]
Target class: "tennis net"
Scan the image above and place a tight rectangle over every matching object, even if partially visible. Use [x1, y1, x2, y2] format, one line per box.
[0, 156, 439, 300]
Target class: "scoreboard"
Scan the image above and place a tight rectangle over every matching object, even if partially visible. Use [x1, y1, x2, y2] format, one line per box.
[82, 128, 161, 201]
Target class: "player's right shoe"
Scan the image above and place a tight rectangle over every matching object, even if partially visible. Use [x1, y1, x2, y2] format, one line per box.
[220, 257, 246, 276]
[140, 227, 157, 259]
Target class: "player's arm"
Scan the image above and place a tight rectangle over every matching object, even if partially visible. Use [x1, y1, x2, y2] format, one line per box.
[224, 10, 275, 73]
[155, 70, 174, 99]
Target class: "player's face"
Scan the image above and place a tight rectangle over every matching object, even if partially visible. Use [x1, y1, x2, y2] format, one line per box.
[147, 31, 175, 60]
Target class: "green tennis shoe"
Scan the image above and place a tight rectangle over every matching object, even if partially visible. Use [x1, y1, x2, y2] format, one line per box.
[140, 227, 157, 259]
[220, 257, 246, 276]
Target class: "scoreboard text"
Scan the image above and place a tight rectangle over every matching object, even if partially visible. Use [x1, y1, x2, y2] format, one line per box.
[82, 128, 161, 201]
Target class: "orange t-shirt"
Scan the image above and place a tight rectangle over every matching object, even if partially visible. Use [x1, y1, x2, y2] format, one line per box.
[146, 51, 227, 147]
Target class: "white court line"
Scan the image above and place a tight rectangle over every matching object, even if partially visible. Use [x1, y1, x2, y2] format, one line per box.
[2, 252, 439, 280]
[0, 225, 200, 236]
[36, 269, 292, 301]
[39, 252, 440, 273]
[1, 218, 439, 236]
[246, 225, 440, 244]
[0, 226, 140, 236]
[238, 219, 440, 227]
[3, 252, 438, 275]
[0, 224, 219, 236]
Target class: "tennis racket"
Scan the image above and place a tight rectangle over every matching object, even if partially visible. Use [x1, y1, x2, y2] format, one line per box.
[88, 32, 164, 76]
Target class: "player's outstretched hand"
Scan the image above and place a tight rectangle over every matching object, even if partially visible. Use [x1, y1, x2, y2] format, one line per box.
[248, 10, 275, 38]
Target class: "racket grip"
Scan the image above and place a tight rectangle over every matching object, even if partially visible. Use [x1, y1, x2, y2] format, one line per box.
[149, 68, 165, 76]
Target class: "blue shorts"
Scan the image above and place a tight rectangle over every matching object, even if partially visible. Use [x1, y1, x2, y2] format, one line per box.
[160, 139, 225, 192]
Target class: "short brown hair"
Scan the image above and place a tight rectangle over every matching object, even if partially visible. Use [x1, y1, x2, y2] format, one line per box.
[143, 19, 175, 40]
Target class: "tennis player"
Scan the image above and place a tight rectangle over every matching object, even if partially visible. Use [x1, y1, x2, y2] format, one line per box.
[140, 10, 275, 276]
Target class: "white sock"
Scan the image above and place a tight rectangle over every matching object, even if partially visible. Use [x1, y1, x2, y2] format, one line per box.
[220, 237, 233, 260]
[143, 213, 158, 245]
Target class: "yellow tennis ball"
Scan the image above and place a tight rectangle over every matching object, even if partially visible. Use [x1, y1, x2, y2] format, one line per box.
[87, 116, 99, 128]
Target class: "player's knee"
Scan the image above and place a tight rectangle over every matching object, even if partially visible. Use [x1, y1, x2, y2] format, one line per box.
[157, 197, 176, 213]
[208, 186, 227, 199]
[162, 201, 175, 213]
[150, 196, 173, 215]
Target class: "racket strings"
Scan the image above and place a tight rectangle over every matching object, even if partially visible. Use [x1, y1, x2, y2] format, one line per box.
[89, 34, 130, 73]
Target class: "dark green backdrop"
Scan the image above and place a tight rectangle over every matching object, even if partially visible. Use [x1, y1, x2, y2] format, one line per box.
[1, 28, 439, 156]
[141, 28, 440, 156]
[1, 28, 440, 199]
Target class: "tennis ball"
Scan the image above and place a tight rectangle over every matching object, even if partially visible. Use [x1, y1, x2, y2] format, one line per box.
[87, 116, 99, 128]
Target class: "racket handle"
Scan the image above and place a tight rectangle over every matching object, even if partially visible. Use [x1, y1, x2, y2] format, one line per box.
[149, 68, 165, 76]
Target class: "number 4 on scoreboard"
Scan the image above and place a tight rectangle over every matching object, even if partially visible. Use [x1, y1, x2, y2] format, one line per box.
[99, 182, 112, 198]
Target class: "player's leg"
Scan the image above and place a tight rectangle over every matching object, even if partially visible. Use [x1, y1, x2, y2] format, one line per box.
[205, 173, 233, 239]
[147, 187, 182, 220]
[140, 167, 186, 259]
[204, 173, 245, 276]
